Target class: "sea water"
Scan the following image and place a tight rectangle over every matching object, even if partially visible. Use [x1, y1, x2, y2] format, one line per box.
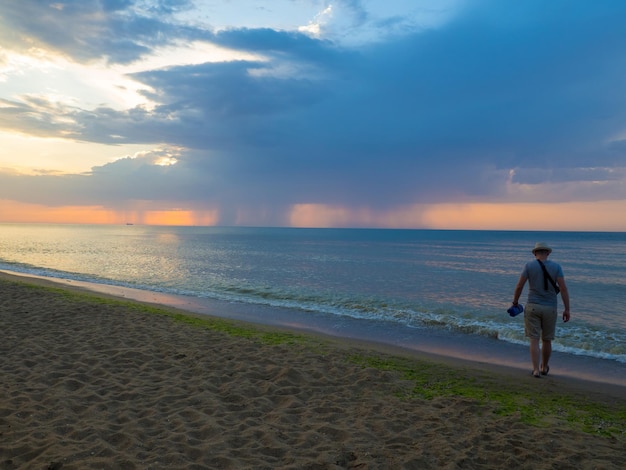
[1, 224, 625, 367]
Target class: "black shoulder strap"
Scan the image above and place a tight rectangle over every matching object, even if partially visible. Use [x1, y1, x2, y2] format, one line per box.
[537, 259, 560, 294]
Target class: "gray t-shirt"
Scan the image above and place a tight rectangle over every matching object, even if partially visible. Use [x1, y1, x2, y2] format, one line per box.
[522, 259, 563, 307]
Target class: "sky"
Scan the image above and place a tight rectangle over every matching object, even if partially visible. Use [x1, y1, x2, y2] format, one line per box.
[1, 0, 625, 230]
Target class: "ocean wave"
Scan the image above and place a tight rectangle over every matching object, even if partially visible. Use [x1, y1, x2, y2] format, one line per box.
[2, 261, 625, 364]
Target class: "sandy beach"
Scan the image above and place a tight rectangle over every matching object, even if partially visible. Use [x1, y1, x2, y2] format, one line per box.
[1, 273, 625, 469]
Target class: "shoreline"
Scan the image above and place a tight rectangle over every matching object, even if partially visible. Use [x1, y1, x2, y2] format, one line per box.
[2, 270, 625, 396]
[1, 271, 625, 468]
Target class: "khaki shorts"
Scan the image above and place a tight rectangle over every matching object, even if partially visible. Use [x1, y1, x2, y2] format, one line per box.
[524, 303, 558, 341]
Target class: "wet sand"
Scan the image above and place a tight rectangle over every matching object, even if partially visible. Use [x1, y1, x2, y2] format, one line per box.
[1, 272, 625, 469]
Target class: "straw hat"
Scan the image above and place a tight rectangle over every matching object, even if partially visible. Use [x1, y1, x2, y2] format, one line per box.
[532, 242, 552, 254]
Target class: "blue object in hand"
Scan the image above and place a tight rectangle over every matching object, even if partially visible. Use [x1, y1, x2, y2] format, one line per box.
[507, 303, 524, 317]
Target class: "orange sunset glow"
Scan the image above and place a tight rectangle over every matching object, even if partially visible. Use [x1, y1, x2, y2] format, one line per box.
[289, 201, 626, 231]
[1, 199, 624, 230]
[0, 200, 219, 226]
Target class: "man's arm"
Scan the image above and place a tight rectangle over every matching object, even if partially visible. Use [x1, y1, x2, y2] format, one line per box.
[512, 274, 527, 305]
[557, 276, 570, 322]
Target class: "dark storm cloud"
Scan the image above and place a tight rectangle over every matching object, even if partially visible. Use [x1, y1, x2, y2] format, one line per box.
[1, 0, 626, 221]
[212, 27, 336, 60]
[0, 151, 203, 206]
[0, 0, 204, 64]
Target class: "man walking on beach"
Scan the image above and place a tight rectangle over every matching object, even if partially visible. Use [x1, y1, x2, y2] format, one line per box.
[511, 242, 571, 378]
